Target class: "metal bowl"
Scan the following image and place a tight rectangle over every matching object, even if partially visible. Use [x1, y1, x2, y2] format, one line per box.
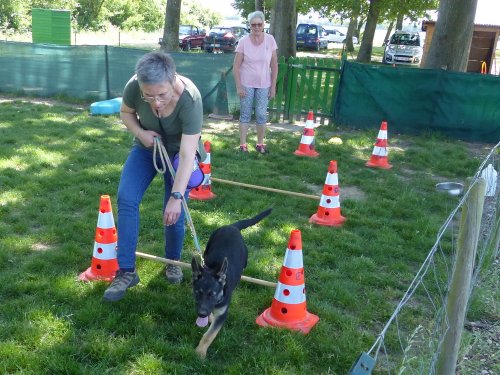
[436, 182, 464, 196]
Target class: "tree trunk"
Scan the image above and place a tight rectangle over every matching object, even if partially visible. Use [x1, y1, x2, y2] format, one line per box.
[272, 0, 296, 59]
[160, 0, 181, 51]
[255, 0, 264, 11]
[345, 0, 361, 53]
[345, 18, 358, 52]
[422, 0, 478, 72]
[395, 13, 404, 30]
[356, 18, 365, 39]
[383, 21, 394, 43]
[356, 0, 380, 63]
[269, 6, 275, 35]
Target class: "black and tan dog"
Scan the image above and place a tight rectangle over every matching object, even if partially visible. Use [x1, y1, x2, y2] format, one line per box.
[191, 208, 272, 359]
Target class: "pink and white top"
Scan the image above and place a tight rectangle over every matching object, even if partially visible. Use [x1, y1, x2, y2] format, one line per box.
[235, 33, 278, 88]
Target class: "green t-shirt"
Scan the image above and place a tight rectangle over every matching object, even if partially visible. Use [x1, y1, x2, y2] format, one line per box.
[122, 75, 204, 158]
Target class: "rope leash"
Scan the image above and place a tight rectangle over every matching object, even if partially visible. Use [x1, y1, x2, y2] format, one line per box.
[153, 136, 204, 265]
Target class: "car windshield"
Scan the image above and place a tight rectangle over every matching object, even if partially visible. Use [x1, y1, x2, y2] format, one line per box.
[209, 28, 231, 35]
[390, 33, 420, 46]
[297, 24, 318, 35]
[179, 25, 191, 34]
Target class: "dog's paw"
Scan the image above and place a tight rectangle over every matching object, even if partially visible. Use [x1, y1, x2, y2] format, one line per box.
[196, 346, 207, 359]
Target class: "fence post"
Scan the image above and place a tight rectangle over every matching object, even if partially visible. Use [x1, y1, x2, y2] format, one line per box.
[269, 56, 286, 123]
[436, 178, 486, 375]
[104, 45, 111, 100]
[331, 53, 346, 120]
[286, 57, 298, 122]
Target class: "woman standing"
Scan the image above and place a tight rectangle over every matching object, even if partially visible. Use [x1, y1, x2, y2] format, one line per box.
[233, 11, 278, 154]
[103, 51, 204, 302]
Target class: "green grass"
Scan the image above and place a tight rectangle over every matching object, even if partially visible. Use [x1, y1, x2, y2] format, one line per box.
[0, 97, 495, 374]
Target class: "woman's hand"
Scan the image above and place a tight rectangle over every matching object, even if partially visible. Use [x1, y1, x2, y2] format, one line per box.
[237, 86, 246, 98]
[269, 86, 276, 99]
[163, 198, 182, 226]
[136, 129, 161, 148]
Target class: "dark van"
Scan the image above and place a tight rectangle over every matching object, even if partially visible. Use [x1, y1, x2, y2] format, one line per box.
[296, 23, 328, 51]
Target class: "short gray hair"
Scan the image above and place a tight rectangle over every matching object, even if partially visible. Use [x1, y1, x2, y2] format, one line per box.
[248, 11, 265, 24]
[135, 51, 176, 85]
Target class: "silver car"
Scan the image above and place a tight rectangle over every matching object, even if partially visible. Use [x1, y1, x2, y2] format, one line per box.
[325, 28, 358, 44]
[383, 31, 423, 65]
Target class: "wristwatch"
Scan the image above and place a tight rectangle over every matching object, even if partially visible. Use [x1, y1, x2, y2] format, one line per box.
[170, 192, 183, 200]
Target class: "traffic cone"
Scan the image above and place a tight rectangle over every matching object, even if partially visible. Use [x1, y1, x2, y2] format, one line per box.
[309, 160, 346, 227]
[256, 229, 319, 334]
[189, 141, 216, 200]
[294, 111, 319, 157]
[79, 195, 119, 282]
[366, 121, 392, 169]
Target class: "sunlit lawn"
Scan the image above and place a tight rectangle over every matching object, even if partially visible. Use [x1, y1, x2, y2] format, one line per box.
[0, 96, 493, 373]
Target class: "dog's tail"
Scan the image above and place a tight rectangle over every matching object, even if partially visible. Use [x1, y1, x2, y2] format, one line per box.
[232, 208, 272, 231]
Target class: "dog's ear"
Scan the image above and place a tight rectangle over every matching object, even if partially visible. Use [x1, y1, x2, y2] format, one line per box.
[217, 257, 228, 284]
[191, 256, 203, 279]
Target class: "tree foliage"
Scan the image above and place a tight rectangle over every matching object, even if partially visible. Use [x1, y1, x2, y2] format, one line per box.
[180, 0, 221, 29]
[1, 0, 222, 32]
[231, 0, 273, 22]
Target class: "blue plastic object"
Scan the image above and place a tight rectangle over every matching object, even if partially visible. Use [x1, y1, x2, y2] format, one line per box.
[90, 97, 122, 115]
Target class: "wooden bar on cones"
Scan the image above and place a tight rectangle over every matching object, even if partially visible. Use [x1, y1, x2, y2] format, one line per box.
[309, 160, 346, 227]
[79, 195, 119, 282]
[256, 229, 319, 334]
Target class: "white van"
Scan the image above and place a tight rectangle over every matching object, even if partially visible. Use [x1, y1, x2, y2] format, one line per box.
[383, 31, 423, 65]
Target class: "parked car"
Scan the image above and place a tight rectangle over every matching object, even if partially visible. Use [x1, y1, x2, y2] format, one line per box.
[296, 23, 329, 51]
[383, 31, 423, 65]
[178, 25, 206, 51]
[202, 26, 249, 53]
[324, 28, 358, 44]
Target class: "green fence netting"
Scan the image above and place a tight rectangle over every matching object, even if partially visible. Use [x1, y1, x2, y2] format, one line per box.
[334, 61, 500, 142]
[0, 41, 237, 113]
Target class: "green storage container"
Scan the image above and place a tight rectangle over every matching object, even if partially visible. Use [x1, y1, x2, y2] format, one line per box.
[32, 8, 71, 45]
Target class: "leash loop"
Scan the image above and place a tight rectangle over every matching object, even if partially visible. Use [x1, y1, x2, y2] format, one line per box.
[153, 136, 204, 265]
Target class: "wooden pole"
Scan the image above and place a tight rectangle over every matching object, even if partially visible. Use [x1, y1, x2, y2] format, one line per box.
[135, 251, 277, 288]
[436, 178, 486, 375]
[211, 177, 320, 200]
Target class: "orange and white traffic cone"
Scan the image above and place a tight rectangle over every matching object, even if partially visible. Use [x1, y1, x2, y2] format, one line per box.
[294, 111, 319, 157]
[366, 121, 392, 169]
[79, 195, 119, 282]
[256, 229, 319, 334]
[309, 160, 346, 227]
[189, 140, 216, 200]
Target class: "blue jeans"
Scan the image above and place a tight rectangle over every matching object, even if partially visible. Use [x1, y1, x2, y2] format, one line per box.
[116, 145, 188, 269]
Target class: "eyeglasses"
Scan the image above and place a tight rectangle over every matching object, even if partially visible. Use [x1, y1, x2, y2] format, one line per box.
[140, 92, 172, 103]
[251, 23, 263, 27]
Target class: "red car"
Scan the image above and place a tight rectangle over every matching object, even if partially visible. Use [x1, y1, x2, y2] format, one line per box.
[178, 25, 206, 51]
[203, 26, 249, 53]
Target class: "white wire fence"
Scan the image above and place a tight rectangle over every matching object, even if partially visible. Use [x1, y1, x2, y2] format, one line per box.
[349, 141, 499, 375]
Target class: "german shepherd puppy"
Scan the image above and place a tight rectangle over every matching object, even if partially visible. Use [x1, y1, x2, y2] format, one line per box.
[191, 208, 272, 359]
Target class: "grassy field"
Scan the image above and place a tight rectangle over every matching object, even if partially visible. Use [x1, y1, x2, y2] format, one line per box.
[0, 95, 497, 374]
